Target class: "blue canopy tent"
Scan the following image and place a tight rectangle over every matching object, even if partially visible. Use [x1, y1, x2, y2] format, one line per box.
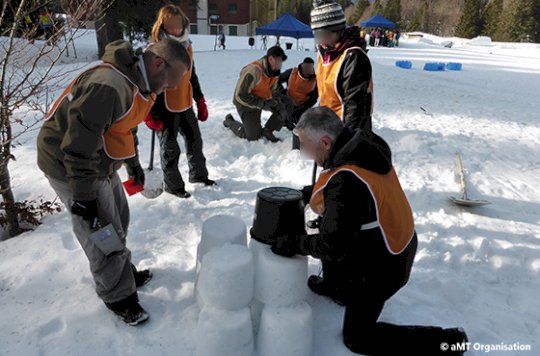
[360, 14, 397, 29]
[256, 13, 313, 49]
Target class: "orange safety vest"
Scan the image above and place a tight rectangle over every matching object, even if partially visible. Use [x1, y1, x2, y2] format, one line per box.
[316, 47, 374, 120]
[249, 60, 279, 101]
[46, 63, 155, 160]
[287, 67, 316, 106]
[164, 43, 194, 113]
[310, 164, 415, 255]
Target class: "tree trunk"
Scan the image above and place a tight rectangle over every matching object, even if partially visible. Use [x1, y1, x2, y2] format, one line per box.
[95, 6, 123, 58]
[0, 144, 22, 239]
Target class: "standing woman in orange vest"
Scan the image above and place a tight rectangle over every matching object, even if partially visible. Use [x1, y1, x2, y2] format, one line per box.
[310, 0, 373, 131]
[148, 5, 215, 199]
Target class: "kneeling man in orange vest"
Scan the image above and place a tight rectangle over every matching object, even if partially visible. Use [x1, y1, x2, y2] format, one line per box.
[271, 106, 469, 355]
[224, 46, 292, 143]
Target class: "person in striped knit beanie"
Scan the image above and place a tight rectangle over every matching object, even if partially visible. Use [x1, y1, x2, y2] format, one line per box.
[310, 0, 373, 132]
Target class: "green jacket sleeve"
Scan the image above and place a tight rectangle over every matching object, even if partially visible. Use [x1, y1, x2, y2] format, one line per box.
[60, 83, 121, 201]
[234, 65, 264, 109]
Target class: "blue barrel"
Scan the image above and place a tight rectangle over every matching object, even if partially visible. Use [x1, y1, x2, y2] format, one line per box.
[446, 62, 463, 71]
[424, 62, 445, 71]
[395, 60, 412, 69]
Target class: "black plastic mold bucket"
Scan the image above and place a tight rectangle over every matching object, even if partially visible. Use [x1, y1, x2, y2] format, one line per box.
[250, 187, 306, 245]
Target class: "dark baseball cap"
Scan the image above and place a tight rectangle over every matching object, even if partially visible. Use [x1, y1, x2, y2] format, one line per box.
[266, 45, 288, 61]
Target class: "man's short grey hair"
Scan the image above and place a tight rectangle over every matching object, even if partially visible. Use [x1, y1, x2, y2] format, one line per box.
[147, 38, 191, 70]
[295, 106, 344, 142]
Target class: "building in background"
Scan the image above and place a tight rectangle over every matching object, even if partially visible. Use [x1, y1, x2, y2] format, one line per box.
[180, 0, 255, 36]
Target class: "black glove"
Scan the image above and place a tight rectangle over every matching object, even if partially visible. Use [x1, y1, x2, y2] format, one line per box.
[126, 165, 145, 185]
[262, 99, 279, 111]
[284, 118, 296, 131]
[301, 185, 313, 205]
[71, 199, 100, 229]
[271, 235, 300, 258]
[276, 103, 289, 123]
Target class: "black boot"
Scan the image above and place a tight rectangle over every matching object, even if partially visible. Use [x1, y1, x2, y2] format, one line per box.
[262, 128, 280, 143]
[189, 177, 217, 186]
[105, 293, 149, 326]
[131, 264, 152, 288]
[164, 187, 191, 198]
[307, 275, 346, 306]
[223, 114, 235, 128]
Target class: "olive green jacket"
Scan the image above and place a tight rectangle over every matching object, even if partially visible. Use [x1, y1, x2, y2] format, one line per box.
[37, 40, 152, 201]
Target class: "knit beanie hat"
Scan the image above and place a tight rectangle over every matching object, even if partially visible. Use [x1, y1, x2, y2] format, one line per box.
[310, 0, 346, 32]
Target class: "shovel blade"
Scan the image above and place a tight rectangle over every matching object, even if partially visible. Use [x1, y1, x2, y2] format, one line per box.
[449, 196, 490, 207]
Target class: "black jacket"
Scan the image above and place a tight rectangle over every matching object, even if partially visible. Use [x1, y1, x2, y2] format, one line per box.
[297, 129, 415, 285]
[319, 27, 372, 131]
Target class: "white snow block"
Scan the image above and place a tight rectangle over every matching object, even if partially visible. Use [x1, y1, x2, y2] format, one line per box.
[254, 243, 308, 306]
[197, 244, 254, 310]
[197, 215, 247, 271]
[196, 306, 254, 356]
[248, 238, 269, 263]
[250, 298, 264, 335]
[256, 302, 313, 356]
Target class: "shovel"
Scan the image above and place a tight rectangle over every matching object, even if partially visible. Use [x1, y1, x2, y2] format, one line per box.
[140, 129, 163, 199]
[449, 154, 490, 207]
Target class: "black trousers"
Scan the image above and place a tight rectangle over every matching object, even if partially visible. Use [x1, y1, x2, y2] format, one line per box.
[154, 95, 208, 193]
[290, 103, 313, 150]
[228, 94, 294, 141]
[339, 235, 465, 355]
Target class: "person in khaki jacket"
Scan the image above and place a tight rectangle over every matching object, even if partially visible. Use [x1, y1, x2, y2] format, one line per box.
[223, 46, 292, 143]
[37, 39, 189, 325]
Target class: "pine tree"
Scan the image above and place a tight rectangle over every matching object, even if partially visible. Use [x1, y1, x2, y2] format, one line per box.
[455, 0, 485, 38]
[384, 0, 402, 25]
[483, 0, 503, 39]
[347, 0, 370, 25]
[372, 0, 384, 16]
[498, 0, 538, 42]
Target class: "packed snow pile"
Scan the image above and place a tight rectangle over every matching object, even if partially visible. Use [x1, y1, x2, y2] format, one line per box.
[466, 36, 493, 47]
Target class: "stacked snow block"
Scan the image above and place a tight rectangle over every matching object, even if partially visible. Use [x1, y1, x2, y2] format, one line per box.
[195, 244, 255, 356]
[424, 62, 446, 71]
[395, 60, 412, 69]
[249, 238, 313, 356]
[195, 215, 247, 307]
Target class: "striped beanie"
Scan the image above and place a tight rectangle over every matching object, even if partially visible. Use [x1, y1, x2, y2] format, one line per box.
[310, 0, 346, 32]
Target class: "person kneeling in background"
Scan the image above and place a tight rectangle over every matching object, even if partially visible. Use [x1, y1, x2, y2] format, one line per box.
[224, 46, 291, 143]
[278, 57, 318, 150]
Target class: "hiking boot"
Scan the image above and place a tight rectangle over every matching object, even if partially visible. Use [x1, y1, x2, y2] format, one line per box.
[134, 269, 152, 288]
[262, 128, 280, 143]
[223, 114, 234, 128]
[165, 188, 191, 199]
[105, 293, 149, 326]
[189, 178, 217, 186]
[307, 275, 346, 306]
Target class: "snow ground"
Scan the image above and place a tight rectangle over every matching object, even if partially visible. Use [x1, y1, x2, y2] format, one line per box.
[1, 32, 539, 355]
